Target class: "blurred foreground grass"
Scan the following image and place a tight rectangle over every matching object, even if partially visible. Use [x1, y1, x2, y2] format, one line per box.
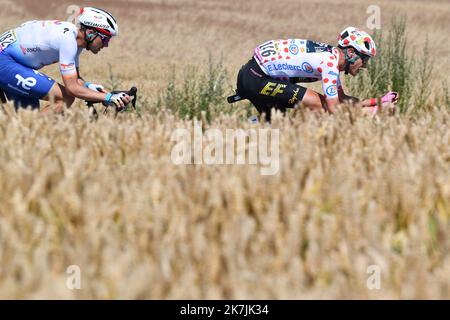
[0, 106, 448, 299]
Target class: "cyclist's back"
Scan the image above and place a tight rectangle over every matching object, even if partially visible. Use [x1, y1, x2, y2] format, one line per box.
[236, 38, 341, 121]
[3, 20, 82, 74]
[254, 39, 340, 84]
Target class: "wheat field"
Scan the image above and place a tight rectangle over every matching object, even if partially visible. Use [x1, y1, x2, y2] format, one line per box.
[0, 0, 449, 299]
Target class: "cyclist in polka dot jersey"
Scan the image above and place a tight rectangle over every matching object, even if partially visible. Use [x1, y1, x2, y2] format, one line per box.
[236, 27, 399, 121]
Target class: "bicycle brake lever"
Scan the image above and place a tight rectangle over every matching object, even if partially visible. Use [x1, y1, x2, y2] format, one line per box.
[102, 87, 138, 111]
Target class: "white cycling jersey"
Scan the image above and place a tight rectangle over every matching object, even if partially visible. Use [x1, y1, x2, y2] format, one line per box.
[254, 39, 342, 99]
[3, 20, 83, 76]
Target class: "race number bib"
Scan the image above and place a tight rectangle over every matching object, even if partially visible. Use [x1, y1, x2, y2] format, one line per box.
[255, 40, 280, 61]
[0, 30, 17, 51]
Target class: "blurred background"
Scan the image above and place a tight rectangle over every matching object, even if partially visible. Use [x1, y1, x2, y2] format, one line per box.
[1, 0, 448, 100]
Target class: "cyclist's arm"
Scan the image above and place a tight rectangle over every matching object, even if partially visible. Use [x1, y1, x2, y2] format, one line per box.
[322, 79, 340, 113]
[338, 86, 382, 108]
[62, 73, 108, 101]
[338, 86, 359, 104]
[325, 84, 377, 113]
[76, 67, 85, 86]
[319, 49, 381, 112]
[319, 51, 345, 113]
[58, 34, 107, 101]
[323, 97, 339, 113]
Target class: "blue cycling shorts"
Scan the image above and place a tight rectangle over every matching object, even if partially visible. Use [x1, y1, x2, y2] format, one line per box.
[0, 50, 55, 109]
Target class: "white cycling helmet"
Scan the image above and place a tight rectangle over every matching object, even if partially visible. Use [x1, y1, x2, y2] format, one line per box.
[78, 7, 119, 37]
[338, 26, 376, 57]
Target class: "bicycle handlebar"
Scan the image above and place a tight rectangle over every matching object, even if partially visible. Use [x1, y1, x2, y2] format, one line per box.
[85, 86, 138, 111]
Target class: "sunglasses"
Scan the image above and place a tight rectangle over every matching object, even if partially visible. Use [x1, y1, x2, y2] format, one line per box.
[356, 52, 370, 65]
[96, 32, 111, 46]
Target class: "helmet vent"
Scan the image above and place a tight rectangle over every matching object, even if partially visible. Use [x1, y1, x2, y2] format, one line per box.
[107, 18, 115, 30]
[341, 31, 349, 39]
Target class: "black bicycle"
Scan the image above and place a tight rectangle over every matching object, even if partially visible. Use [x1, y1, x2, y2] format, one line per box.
[0, 86, 138, 118]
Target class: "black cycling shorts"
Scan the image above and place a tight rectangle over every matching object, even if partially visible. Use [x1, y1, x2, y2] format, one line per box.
[236, 58, 307, 121]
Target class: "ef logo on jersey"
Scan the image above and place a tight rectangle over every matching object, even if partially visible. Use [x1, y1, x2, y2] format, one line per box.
[15, 74, 37, 90]
[260, 82, 287, 97]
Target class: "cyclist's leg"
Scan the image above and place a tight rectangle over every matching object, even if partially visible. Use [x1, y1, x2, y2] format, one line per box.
[300, 89, 328, 112]
[250, 98, 290, 122]
[0, 53, 55, 110]
[248, 96, 272, 122]
[3, 91, 39, 109]
[40, 82, 75, 114]
[237, 57, 307, 120]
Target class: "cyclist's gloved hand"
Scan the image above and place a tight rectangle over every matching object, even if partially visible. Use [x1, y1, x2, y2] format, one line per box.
[380, 92, 399, 115]
[84, 82, 106, 93]
[381, 91, 399, 104]
[105, 92, 132, 111]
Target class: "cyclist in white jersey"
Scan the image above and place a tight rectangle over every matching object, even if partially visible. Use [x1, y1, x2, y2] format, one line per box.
[0, 7, 131, 112]
[236, 27, 399, 121]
